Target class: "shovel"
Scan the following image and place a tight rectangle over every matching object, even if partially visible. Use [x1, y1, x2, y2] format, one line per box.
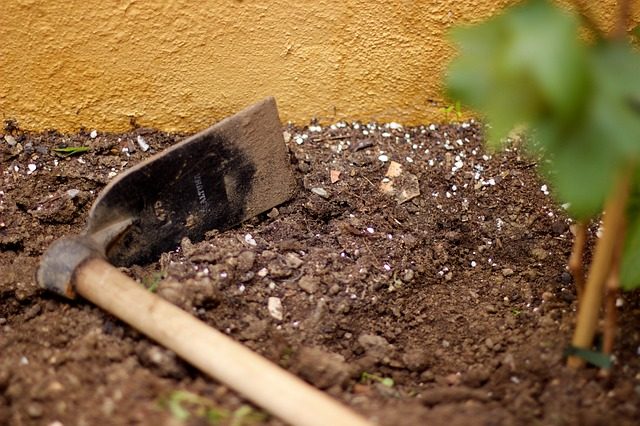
[37, 98, 372, 426]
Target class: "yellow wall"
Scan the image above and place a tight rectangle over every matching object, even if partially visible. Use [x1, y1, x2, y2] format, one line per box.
[0, 0, 637, 132]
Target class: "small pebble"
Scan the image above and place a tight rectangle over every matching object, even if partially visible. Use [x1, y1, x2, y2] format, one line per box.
[486, 304, 497, 314]
[445, 373, 461, 386]
[551, 220, 568, 235]
[284, 252, 304, 269]
[236, 251, 256, 272]
[27, 402, 43, 418]
[311, 187, 329, 199]
[560, 271, 573, 284]
[4, 135, 17, 146]
[402, 269, 415, 282]
[531, 248, 548, 261]
[268, 297, 283, 321]
[502, 268, 514, 277]
[298, 275, 319, 294]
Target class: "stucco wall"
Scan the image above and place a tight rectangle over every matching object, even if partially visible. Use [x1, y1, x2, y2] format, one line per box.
[0, 0, 636, 132]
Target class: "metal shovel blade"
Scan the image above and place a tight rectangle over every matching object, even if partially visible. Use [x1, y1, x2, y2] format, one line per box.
[86, 97, 296, 266]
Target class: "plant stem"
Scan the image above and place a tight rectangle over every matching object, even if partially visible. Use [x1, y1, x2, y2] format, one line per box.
[569, 222, 587, 302]
[603, 221, 625, 356]
[567, 169, 632, 368]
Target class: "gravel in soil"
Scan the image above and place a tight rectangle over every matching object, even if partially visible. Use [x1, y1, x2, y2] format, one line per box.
[1, 119, 640, 425]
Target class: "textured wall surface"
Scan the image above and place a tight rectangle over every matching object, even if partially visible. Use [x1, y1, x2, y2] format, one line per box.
[0, 0, 636, 131]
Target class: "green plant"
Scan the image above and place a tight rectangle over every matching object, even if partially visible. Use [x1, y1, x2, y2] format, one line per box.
[142, 271, 164, 292]
[160, 390, 266, 425]
[441, 100, 463, 121]
[52, 146, 90, 157]
[360, 371, 395, 387]
[445, 0, 640, 368]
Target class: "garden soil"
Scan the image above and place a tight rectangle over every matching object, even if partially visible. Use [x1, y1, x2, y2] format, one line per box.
[1, 118, 639, 426]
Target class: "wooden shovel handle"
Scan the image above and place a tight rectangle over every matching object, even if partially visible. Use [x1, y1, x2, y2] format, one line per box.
[75, 258, 372, 426]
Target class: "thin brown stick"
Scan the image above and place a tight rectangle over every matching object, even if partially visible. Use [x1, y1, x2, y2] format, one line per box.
[603, 220, 626, 356]
[569, 222, 587, 302]
[567, 169, 632, 368]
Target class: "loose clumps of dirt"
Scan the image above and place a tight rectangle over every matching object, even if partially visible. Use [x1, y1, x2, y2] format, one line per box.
[1, 118, 640, 425]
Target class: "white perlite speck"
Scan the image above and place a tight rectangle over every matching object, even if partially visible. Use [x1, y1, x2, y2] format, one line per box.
[268, 297, 283, 320]
[27, 164, 37, 174]
[244, 234, 257, 246]
[378, 154, 389, 162]
[137, 135, 150, 151]
[451, 159, 464, 173]
[541, 184, 550, 195]
[90, 130, 98, 139]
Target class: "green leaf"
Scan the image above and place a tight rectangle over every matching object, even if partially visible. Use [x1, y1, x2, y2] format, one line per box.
[230, 405, 267, 426]
[166, 391, 194, 421]
[52, 146, 90, 157]
[446, 0, 588, 147]
[620, 189, 640, 290]
[545, 121, 619, 219]
[564, 345, 612, 369]
[587, 42, 640, 156]
[381, 377, 395, 387]
[502, 0, 587, 120]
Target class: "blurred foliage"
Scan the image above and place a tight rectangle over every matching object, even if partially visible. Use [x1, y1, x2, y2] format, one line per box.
[446, 0, 640, 289]
[160, 390, 266, 425]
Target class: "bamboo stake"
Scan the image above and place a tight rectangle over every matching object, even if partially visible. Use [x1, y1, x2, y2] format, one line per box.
[568, 222, 587, 302]
[567, 170, 631, 368]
